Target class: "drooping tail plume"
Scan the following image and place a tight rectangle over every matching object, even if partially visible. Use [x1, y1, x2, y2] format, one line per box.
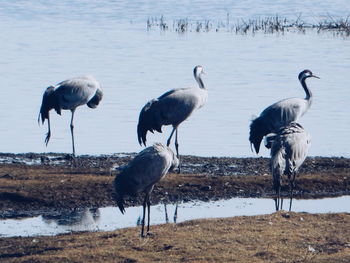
[249, 116, 270, 154]
[113, 176, 126, 214]
[38, 86, 56, 125]
[137, 99, 162, 146]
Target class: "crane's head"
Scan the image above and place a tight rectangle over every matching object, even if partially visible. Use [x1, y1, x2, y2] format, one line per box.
[87, 88, 103, 109]
[193, 65, 205, 77]
[298, 69, 320, 82]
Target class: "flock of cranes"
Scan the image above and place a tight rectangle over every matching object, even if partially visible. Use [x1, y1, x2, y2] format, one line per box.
[38, 66, 319, 237]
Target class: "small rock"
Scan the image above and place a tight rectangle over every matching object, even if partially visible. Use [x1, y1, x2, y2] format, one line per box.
[308, 245, 316, 253]
[0, 173, 14, 179]
[282, 213, 290, 218]
[200, 185, 212, 191]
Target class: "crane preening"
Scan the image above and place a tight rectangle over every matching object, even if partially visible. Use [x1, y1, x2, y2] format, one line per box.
[38, 75, 103, 157]
[113, 143, 179, 237]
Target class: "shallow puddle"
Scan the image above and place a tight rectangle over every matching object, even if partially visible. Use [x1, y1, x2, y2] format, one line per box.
[0, 196, 349, 238]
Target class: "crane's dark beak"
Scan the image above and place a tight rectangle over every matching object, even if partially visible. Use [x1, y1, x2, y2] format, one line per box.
[311, 75, 320, 79]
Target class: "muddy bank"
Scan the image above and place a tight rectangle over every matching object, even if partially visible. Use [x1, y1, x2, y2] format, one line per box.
[0, 153, 349, 218]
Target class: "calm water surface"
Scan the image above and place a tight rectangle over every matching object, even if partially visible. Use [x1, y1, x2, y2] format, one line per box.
[0, 196, 349, 237]
[0, 1, 349, 157]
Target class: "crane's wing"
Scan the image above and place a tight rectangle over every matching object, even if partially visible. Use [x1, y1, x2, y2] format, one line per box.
[113, 144, 175, 214]
[56, 77, 100, 109]
[115, 145, 172, 194]
[284, 129, 311, 175]
[137, 87, 199, 146]
[250, 98, 305, 154]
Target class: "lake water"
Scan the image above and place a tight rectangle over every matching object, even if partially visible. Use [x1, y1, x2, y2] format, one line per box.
[0, 1, 349, 158]
[0, 196, 349, 237]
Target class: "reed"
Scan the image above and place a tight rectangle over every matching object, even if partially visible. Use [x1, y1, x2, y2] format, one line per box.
[146, 14, 350, 36]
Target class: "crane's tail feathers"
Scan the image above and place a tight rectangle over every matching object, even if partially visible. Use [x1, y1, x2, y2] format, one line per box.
[38, 112, 42, 125]
[39, 86, 56, 125]
[249, 117, 269, 154]
[137, 99, 162, 147]
[137, 123, 148, 146]
[271, 147, 285, 193]
[117, 198, 126, 214]
[87, 89, 103, 109]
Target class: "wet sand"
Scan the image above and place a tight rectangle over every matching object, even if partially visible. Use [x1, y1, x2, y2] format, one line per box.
[0, 153, 349, 262]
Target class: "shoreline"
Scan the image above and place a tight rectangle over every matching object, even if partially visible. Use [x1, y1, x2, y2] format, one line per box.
[0, 153, 349, 218]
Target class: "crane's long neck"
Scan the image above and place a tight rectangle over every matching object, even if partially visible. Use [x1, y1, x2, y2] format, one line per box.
[300, 77, 312, 105]
[195, 74, 205, 90]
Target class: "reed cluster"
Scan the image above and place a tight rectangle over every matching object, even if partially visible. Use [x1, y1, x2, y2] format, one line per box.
[147, 14, 350, 36]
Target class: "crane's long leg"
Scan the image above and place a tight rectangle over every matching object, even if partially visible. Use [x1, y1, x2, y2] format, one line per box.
[70, 109, 76, 157]
[173, 203, 178, 223]
[141, 195, 147, 237]
[175, 128, 179, 158]
[146, 198, 151, 234]
[175, 128, 181, 173]
[45, 117, 51, 146]
[164, 204, 169, 223]
[289, 173, 296, 211]
[275, 185, 281, 211]
[166, 127, 176, 147]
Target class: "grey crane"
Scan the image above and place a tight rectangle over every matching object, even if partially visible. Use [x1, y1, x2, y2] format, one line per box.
[137, 65, 208, 169]
[113, 143, 179, 237]
[249, 69, 319, 154]
[38, 75, 103, 157]
[267, 122, 311, 211]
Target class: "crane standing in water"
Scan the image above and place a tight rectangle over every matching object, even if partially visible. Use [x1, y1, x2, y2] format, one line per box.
[249, 69, 319, 154]
[38, 75, 103, 157]
[137, 65, 208, 171]
[267, 122, 311, 211]
[113, 143, 179, 237]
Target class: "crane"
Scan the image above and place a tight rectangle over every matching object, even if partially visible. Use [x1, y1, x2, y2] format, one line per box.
[137, 65, 208, 170]
[249, 69, 319, 154]
[38, 75, 103, 157]
[268, 122, 311, 211]
[113, 143, 179, 237]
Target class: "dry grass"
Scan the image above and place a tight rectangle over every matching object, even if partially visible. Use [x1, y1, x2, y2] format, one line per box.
[0, 212, 349, 262]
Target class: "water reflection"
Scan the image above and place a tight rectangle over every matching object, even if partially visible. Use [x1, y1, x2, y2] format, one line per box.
[0, 196, 349, 238]
[42, 208, 100, 227]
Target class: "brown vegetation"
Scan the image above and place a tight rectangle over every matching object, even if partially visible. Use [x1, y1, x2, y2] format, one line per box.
[0, 212, 349, 262]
